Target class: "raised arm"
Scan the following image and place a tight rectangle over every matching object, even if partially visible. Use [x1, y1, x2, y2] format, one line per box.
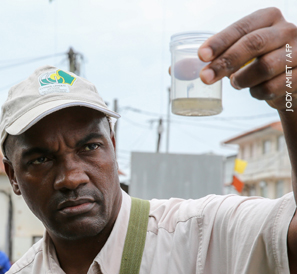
[196, 7, 297, 271]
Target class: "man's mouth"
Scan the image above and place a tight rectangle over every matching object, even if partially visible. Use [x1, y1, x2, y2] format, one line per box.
[57, 198, 96, 215]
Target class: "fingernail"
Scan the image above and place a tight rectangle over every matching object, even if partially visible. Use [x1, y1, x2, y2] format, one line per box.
[231, 76, 241, 90]
[200, 69, 215, 83]
[199, 47, 213, 61]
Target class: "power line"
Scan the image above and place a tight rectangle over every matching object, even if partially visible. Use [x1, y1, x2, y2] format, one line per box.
[120, 106, 160, 117]
[0, 52, 66, 71]
[120, 106, 278, 121]
[121, 106, 278, 134]
[171, 119, 242, 131]
[209, 113, 279, 121]
[0, 57, 40, 64]
[148, 118, 244, 131]
[179, 125, 224, 150]
[130, 128, 153, 151]
[122, 111, 245, 132]
[121, 116, 150, 129]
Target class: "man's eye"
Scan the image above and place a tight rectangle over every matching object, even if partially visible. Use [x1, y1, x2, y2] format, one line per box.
[31, 157, 48, 165]
[84, 143, 100, 151]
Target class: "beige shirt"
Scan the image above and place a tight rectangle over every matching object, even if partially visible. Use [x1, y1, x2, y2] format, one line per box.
[7, 190, 296, 274]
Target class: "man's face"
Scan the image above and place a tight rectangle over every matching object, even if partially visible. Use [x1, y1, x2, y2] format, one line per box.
[4, 107, 122, 241]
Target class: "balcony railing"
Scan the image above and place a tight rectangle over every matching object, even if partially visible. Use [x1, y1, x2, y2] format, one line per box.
[240, 151, 291, 181]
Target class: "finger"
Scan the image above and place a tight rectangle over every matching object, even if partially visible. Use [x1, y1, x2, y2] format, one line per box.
[198, 7, 285, 62]
[200, 23, 296, 84]
[249, 67, 297, 108]
[169, 66, 171, 75]
[231, 43, 297, 89]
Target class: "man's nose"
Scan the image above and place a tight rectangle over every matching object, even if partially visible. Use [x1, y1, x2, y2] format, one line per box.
[53, 156, 89, 191]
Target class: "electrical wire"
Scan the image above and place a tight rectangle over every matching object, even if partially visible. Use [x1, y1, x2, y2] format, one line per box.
[121, 116, 150, 129]
[151, 118, 244, 131]
[0, 52, 66, 71]
[129, 127, 153, 151]
[120, 106, 278, 121]
[178, 126, 218, 151]
[179, 124, 234, 152]
[120, 106, 160, 117]
[122, 109, 248, 131]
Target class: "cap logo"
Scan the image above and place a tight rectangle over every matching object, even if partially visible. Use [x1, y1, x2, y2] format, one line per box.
[38, 70, 76, 95]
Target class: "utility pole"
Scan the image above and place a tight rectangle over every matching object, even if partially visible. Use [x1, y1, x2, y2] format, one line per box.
[113, 99, 118, 155]
[156, 118, 163, 153]
[67, 47, 76, 73]
[67, 47, 84, 75]
[166, 87, 171, 153]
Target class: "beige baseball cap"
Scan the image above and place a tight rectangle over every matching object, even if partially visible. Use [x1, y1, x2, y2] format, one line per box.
[0, 65, 120, 154]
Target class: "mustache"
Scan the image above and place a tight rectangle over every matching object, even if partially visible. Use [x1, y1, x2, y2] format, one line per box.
[48, 187, 103, 210]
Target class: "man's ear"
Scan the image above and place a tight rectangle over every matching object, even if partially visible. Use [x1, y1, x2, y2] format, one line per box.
[110, 131, 116, 153]
[110, 132, 119, 170]
[3, 158, 21, 196]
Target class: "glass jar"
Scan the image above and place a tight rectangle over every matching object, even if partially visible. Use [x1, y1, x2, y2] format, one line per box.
[170, 32, 222, 116]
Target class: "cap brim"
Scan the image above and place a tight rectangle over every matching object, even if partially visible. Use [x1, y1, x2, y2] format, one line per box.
[6, 99, 121, 135]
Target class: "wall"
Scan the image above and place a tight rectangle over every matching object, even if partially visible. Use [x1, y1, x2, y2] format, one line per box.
[0, 176, 10, 255]
[0, 175, 45, 262]
[12, 195, 45, 261]
[130, 152, 224, 200]
[236, 132, 292, 198]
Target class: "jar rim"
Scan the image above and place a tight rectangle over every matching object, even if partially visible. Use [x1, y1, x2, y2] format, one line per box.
[170, 31, 215, 47]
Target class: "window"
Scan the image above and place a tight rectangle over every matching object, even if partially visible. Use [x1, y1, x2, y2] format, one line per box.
[239, 147, 244, 159]
[262, 140, 271, 154]
[249, 144, 253, 159]
[244, 145, 249, 159]
[275, 180, 284, 198]
[277, 135, 285, 152]
[249, 185, 256, 196]
[32, 235, 43, 245]
[259, 181, 268, 197]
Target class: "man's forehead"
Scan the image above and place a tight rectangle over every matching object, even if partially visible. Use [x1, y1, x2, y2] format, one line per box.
[26, 108, 108, 136]
[4, 107, 110, 157]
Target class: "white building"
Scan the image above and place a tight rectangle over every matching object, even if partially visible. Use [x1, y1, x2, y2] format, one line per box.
[0, 157, 44, 263]
[223, 121, 292, 199]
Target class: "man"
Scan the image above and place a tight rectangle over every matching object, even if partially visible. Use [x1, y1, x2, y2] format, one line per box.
[2, 7, 297, 274]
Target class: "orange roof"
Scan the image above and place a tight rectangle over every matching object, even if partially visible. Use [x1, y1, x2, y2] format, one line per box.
[223, 121, 282, 144]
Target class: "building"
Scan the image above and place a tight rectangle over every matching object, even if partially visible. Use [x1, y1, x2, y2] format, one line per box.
[0, 155, 45, 263]
[223, 154, 238, 195]
[130, 152, 224, 200]
[223, 121, 292, 199]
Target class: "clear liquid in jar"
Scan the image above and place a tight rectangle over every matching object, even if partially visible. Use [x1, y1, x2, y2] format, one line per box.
[172, 97, 222, 116]
[171, 76, 222, 116]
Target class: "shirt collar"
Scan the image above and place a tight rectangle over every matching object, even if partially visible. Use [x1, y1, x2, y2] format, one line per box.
[93, 190, 131, 273]
[43, 190, 131, 274]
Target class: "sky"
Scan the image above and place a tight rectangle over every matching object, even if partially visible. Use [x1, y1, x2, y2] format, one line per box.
[1, 0, 296, 176]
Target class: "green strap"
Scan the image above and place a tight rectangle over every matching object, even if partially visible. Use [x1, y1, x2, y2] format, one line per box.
[119, 197, 150, 274]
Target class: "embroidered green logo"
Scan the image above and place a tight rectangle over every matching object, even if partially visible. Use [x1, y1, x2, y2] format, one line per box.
[38, 69, 77, 95]
[39, 70, 76, 86]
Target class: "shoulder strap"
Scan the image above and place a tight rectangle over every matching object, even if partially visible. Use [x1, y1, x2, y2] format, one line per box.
[119, 197, 150, 274]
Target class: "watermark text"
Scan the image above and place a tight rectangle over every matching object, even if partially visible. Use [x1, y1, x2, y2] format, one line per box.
[286, 44, 293, 112]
